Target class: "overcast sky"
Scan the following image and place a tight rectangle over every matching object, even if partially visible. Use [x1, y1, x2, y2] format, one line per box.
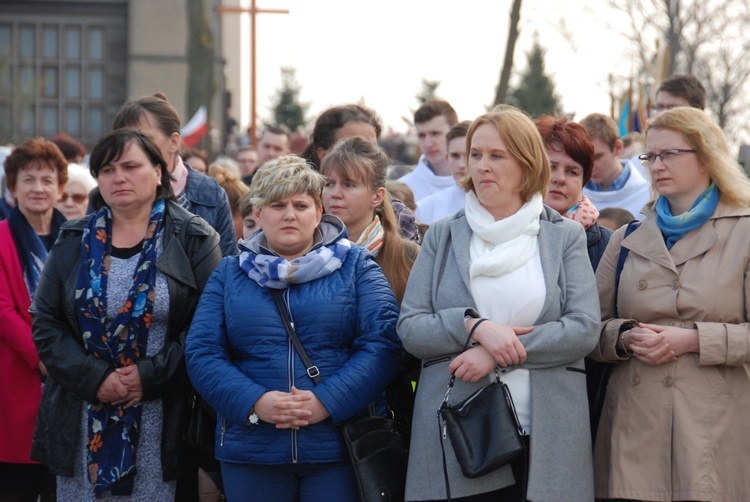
[235, 0, 640, 133]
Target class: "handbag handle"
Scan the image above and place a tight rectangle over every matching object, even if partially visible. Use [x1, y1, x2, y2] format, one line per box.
[271, 289, 323, 385]
[442, 318, 498, 406]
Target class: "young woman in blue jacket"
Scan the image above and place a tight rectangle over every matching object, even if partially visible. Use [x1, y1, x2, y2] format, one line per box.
[185, 156, 402, 501]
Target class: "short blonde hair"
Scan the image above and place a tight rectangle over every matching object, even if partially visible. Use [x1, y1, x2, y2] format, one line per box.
[647, 107, 750, 207]
[250, 155, 325, 209]
[461, 105, 550, 200]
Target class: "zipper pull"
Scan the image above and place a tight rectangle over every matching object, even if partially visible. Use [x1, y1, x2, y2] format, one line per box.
[220, 417, 226, 447]
[442, 420, 447, 439]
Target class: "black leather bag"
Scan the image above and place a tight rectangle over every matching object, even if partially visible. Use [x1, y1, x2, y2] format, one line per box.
[185, 392, 217, 455]
[271, 290, 407, 502]
[438, 372, 525, 479]
[341, 416, 408, 501]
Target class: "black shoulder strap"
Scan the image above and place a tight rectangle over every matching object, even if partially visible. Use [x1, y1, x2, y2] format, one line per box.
[614, 220, 641, 311]
[271, 289, 323, 385]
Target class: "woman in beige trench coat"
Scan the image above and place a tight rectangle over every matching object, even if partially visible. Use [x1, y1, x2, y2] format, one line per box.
[592, 107, 750, 502]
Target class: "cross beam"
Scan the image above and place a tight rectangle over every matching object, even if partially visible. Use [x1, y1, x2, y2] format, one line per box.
[217, 1, 289, 146]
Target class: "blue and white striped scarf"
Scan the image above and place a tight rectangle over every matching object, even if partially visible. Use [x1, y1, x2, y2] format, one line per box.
[238, 214, 351, 289]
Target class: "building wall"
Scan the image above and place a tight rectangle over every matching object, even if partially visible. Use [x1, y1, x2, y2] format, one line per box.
[128, 0, 189, 120]
[0, 0, 227, 150]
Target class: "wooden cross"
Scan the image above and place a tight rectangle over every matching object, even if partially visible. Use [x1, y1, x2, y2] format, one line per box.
[217, 1, 289, 147]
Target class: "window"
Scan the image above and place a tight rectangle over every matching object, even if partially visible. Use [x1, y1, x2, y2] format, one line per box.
[88, 107, 103, 136]
[21, 104, 35, 134]
[89, 27, 103, 60]
[88, 67, 103, 99]
[42, 26, 57, 58]
[42, 106, 58, 135]
[0, 16, 125, 147]
[65, 27, 80, 59]
[43, 67, 57, 97]
[0, 24, 11, 58]
[66, 106, 81, 136]
[65, 66, 80, 98]
[19, 25, 34, 58]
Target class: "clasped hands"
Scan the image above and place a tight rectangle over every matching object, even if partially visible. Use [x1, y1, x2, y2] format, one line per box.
[95, 365, 143, 409]
[254, 386, 330, 429]
[622, 323, 698, 365]
[450, 320, 533, 383]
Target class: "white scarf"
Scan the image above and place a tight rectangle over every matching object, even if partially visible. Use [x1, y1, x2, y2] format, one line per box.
[465, 190, 543, 278]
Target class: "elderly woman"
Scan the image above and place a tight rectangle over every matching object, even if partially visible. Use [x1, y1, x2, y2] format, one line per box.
[185, 156, 402, 501]
[0, 138, 67, 501]
[57, 163, 97, 221]
[30, 128, 222, 500]
[398, 105, 600, 501]
[593, 107, 750, 501]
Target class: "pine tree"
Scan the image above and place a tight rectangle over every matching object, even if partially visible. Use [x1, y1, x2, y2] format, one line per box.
[272, 67, 308, 131]
[416, 79, 441, 104]
[509, 40, 561, 117]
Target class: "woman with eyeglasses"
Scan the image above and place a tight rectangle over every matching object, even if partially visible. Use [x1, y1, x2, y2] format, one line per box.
[591, 107, 750, 501]
[57, 163, 97, 221]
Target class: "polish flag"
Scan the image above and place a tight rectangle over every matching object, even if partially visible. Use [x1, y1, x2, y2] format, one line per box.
[181, 106, 207, 148]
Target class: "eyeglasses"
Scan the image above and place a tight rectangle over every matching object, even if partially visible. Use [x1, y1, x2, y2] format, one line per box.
[60, 193, 88, 204]
[638, 149, 696, 166]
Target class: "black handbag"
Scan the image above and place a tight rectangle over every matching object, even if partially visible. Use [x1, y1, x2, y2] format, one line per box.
[438, 371, 525, 478]
[185, 391, 217, 455]
[272, 290, 408, 502]
[436, 323, 527, 500]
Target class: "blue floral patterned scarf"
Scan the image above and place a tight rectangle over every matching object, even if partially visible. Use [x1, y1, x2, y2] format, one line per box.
[655, 182, 719, 249]
[238, 219, 351, 289]
[7, 206, 65, 300]
[75, 200, 165, 497]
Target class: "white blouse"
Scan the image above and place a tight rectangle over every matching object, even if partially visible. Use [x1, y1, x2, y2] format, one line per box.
[470, 247, 546, 434]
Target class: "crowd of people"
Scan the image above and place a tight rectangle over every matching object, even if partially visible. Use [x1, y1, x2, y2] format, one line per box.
[0, 73, 748, 502]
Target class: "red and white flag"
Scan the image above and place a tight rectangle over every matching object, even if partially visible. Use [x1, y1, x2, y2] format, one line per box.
[181, 106, 207, 148]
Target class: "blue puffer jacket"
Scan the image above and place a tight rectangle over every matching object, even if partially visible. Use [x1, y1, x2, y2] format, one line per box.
[185, 216, 401, 465]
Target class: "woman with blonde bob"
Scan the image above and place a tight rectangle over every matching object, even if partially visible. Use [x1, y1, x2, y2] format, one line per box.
[321, 136, 419, 305]
[398, 105, 599, 501]
[185, 156, 402, 501]
[592, 107, 750, 501]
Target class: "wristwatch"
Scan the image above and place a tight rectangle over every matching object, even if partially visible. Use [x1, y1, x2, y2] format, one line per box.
[247, 407, 259, 426]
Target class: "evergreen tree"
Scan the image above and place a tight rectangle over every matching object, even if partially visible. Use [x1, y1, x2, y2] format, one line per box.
[416, 79, 441, 104]
[271, 67, 308, 132]
[508, 40, 561, 117]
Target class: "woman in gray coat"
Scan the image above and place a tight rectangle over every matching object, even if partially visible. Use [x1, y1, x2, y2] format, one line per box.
[397, 106, 600, 502]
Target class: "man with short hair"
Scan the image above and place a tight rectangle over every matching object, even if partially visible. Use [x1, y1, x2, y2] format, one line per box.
[236, 146, 259, 185]
[398, 100, 458, 202]
[257, 125, 291, 166]
[580, 113, 651, 220]
[652, 74, 706, 115]
[415, 120, 471, 224]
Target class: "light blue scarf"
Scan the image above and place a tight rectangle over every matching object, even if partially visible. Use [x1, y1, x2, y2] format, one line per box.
[655, 182, 719, 249]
